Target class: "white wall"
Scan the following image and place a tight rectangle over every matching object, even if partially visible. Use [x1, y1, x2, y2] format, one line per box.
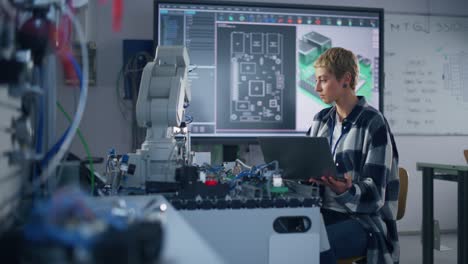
[58, 0, 468, 232]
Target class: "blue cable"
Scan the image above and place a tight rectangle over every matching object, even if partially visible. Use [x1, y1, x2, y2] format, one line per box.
[231, 162, 274, 181]
[66, 53, 83, 88]
[40, 127, 70, 169]
[40, 52, 83, 169]
[185, 114, 193, 124]
[232, 170, 254, 182]
[229, 161, 278, 190]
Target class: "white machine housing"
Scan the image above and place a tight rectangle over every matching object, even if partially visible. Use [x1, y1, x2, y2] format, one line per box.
[124, 46, 190, 190]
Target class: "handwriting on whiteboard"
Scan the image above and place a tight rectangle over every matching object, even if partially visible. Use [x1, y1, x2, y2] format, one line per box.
[389, 21, 468, 33]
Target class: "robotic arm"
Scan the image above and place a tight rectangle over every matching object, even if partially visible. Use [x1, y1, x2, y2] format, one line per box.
[119, 46, 191, 192]
[136, 46, 190, 139]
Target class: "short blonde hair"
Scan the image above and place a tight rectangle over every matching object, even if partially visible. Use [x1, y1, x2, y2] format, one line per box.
[313, 47, 359, 89]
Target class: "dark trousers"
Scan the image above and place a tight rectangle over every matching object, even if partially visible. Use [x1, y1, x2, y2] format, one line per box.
[320, 209, 369, 264]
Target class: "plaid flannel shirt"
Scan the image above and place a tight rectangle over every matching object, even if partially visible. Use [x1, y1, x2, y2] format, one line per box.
[308, 96, 400, 264]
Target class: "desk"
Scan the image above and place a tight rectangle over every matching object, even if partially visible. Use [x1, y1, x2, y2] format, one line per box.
[416, 162, 468, 264]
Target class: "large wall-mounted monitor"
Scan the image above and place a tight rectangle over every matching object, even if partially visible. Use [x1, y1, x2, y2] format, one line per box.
[154, 0, 383, 140]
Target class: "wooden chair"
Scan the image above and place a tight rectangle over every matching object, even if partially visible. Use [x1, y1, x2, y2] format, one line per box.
[337, 167, 409, 264]
[464, 150, 468, 163]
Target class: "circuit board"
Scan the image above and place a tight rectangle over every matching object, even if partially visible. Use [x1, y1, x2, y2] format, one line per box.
[229, 32, 285, 123]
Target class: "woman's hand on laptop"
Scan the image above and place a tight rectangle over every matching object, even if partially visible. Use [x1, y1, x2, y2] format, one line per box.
[308, 173, 352, 195]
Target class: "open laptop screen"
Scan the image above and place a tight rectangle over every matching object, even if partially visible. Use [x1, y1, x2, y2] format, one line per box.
[258, 137, 339, 180]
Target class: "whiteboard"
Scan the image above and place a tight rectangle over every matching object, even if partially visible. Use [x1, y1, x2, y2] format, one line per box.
[384, 14, 468, 135]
